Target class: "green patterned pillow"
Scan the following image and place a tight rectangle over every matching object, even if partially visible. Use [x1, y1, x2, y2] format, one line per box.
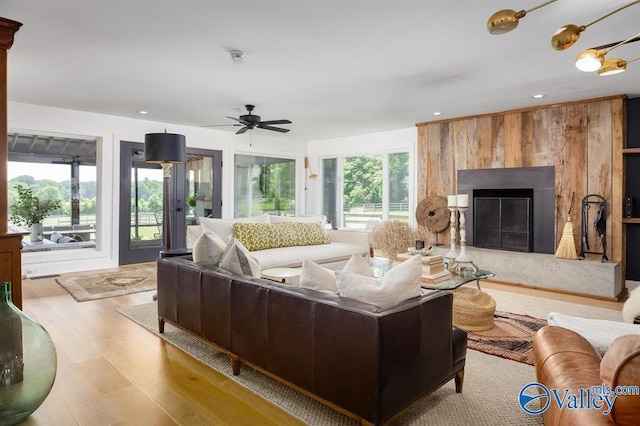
[233, 222, 331, 251]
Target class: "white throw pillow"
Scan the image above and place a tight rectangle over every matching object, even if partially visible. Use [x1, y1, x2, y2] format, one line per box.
[192, 230, 227, 266]
[218, 238, 261, 278]
[343, 252, 373, 276]
[547, 311, 640, 356]
[198, 213, 270, 240]
[300, 260, 337, 292]
[335, 254, 422, 309]
[300, 253, 374, 293]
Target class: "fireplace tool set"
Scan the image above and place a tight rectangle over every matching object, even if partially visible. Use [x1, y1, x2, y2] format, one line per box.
[579, 194, 608, 262]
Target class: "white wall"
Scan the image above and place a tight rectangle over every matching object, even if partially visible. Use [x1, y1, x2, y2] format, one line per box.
[305, 127, 418, 218]
[8, 102, 306, 276]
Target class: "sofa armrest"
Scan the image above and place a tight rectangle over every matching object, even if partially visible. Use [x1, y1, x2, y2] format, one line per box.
[600, 335, 640, 425]
[533, 326, 609, 426]
[326, 229, 370, 249]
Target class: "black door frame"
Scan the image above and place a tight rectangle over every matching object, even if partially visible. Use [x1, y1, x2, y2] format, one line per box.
[119, 141, 223, 265]
[171, 147, 223, 248]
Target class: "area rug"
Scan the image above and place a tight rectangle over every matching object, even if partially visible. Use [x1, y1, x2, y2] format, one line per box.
[55, 263, 156, 302]
[118, 301, 543, 425]
[467, 311, 546, 366]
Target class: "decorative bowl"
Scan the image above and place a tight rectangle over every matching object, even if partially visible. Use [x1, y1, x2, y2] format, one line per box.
[407, 246, 433, 256]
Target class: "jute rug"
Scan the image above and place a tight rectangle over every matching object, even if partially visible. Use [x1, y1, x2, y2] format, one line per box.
[118, 301, 543, 425]
[467, 311, 546, 366]
[56, 262, 156, 302]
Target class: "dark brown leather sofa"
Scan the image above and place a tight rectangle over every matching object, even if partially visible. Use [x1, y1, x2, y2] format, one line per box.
[156, 257, 468, 425]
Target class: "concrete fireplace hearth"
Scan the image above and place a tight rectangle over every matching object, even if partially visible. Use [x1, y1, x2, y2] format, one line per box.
[431, 245, 621, 299]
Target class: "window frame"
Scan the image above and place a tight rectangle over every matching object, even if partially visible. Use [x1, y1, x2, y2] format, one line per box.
[319, 149, 413, 229]
[232, 151, 299, 218]
[7, 130, 101, 253]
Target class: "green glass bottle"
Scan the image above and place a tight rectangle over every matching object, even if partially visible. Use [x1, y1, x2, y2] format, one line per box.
[0, 282, 56, 425]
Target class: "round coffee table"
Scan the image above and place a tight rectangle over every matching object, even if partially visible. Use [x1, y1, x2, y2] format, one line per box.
[261, 267, 301, 285]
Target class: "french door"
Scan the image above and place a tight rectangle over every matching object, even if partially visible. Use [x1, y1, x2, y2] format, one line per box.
[119, 141, 222, 265]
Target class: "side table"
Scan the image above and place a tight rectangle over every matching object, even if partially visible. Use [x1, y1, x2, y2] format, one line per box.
[160, 248, 192, 259]
[261, 267, 301, 285]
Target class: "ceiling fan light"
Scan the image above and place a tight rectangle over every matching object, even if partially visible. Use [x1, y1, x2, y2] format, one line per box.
[575, 49, 605, 72]
[487, 9, 526, 35]
[551, 24, 585, 51]
[599, 58, 627, 76]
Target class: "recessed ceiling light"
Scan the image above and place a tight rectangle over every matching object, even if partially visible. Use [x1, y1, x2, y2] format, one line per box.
[532, 94, 545, 99]
[433, 112, 442, 116]
[139, 110, 148, 115]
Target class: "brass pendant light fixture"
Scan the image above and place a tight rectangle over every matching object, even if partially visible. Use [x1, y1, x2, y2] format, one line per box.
[575, 49, 606, 72]
[575, 31, 640, 74]
[598, 57, 640, 76]
[551, 0, 640, 51]
[487, 0, 557, 35]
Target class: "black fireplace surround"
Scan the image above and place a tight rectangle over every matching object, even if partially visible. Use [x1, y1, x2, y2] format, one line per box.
[457, 166, 555, 254]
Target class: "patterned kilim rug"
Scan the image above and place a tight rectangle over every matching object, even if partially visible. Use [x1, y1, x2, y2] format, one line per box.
[466, 311, 547, 366]
[55, 262, 156, 302]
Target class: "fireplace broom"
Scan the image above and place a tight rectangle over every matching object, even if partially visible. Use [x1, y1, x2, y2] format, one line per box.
[555, 193, 578, 260]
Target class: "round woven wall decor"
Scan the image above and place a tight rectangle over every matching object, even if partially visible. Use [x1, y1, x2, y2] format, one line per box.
[416, 196, 450, 233]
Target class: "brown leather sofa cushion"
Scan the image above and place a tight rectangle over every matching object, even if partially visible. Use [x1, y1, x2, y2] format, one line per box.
[600, 335, 640, 426]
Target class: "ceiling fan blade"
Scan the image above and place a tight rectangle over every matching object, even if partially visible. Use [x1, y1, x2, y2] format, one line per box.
[259, 119, 292, 125]
[225, 116, 242, 122]
[201, 124, 242, 128]
[259, 125, 290, 133]
[236, 126, 249, 135]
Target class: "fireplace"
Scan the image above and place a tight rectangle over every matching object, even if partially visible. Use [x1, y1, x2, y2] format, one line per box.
[458, 166, 555, 254]
[474, 188, 533, 252]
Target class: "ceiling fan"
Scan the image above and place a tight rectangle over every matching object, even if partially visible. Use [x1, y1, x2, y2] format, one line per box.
[202, 104, 292, 134]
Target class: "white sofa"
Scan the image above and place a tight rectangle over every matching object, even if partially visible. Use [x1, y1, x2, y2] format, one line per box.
[186, 215, 370, 271]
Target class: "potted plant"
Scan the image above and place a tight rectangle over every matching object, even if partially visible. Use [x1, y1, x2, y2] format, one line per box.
[9, 185, 62, 242]
[186, 193, 197, 215]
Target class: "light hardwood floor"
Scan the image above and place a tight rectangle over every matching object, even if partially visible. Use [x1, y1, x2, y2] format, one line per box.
[17, 272, 624, 425]
[19, 274, 305, 426]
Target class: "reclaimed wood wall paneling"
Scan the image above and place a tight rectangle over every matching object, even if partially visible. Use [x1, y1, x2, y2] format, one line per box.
[490, 115, 505, 168]
[585, 101, 612, 260]
[416, 96, 624, 263]
[504, 114, 521, 168]
[417, 126, 428, 201]
[611, 98, 625, 266]
[562, 104, 588, 256]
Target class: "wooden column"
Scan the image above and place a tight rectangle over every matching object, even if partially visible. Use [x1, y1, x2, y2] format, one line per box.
[0, 17, 23, 309]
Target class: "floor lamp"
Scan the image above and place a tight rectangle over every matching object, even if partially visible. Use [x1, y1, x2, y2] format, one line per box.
[144, 132, 186, 250]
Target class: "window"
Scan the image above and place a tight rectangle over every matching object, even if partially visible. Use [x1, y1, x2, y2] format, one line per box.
[7, 132, 98, 250]
[322, 151, 410, 229]
[234, 154, 296, 218]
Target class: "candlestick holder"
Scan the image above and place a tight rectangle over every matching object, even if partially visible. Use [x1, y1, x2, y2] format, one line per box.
[444, 206, 458, 272]
[454, 206, 478, 274]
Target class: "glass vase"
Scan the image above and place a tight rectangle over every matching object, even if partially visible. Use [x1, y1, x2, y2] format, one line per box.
[0, 282, 57, 425]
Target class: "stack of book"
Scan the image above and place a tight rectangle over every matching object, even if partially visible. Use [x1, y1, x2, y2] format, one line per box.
[397, 253, 451, 284]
